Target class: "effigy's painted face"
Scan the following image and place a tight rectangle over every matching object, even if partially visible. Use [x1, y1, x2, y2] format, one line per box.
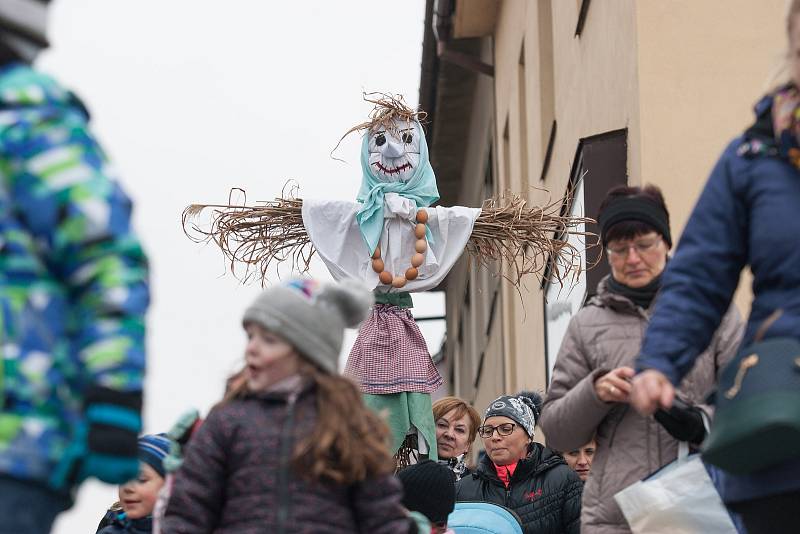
[367, 118, 420, 183]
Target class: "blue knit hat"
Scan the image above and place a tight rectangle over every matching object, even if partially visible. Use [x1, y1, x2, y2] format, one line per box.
[138, 433, 170, 478]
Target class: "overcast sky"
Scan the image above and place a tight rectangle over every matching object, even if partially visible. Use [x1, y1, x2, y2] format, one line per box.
[39, 1, 444, 531]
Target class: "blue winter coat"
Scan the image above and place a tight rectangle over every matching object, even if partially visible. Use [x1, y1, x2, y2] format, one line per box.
[0, 63, 149, 489]
[637, 94, 800, 503]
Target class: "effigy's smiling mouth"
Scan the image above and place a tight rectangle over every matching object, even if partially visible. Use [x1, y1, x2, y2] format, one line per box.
[373, 161, 412, 175]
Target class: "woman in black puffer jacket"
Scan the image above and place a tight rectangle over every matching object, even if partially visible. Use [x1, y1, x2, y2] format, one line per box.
[456, 392, 581, 534]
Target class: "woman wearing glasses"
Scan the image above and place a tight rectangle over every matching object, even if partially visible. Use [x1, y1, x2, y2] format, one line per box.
[539, 185, 743, 534]
[455, 392, 582, 534]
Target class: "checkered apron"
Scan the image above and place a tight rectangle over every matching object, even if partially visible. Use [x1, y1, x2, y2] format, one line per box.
[345, 304, 443, 394]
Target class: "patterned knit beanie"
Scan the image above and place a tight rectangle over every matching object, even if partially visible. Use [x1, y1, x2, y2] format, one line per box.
[398, 460, 456, 524]
[138, 433, 170, 478]
[242, 278, 373, 374]
[483, 391, 543, 439]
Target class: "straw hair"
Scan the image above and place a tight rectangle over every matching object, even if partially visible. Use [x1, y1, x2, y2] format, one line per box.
[331, 92, 427, 158]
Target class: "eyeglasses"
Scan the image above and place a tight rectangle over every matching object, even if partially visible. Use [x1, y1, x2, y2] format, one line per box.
[606, 236, 662, 259]
[478, 423, 516, 438]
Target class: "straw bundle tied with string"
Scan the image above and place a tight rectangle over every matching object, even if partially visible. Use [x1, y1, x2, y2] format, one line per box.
[182, 184, 599, 289]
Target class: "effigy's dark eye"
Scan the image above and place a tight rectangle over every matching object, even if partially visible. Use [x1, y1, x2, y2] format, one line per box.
[402, 132, 413, 144]
[375, 133, 386, 146]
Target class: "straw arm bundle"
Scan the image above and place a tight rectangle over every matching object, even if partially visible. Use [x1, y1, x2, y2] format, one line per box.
[470, 194, 598, 287]
[182, 191, 598, 287]
[182, 190, 313, 284]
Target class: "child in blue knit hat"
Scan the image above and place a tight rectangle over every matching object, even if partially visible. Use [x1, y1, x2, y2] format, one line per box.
[96, 434, 171, 534]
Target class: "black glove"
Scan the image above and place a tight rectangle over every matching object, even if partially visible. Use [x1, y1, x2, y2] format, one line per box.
[50, 386, 142, 489]
[654, 397, 706, 444]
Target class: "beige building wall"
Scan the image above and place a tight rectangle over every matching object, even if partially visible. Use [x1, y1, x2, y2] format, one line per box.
[438, 0, 785, 444]
[635, 0, 785, 313]
[494, 0, 645, 402]
[637, 1, 785, 237]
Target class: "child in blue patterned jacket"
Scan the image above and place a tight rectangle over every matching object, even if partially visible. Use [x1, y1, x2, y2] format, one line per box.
[0, 4, 150, 534]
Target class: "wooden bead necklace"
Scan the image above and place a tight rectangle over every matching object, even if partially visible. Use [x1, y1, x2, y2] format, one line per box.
[371, 209, 429, 288]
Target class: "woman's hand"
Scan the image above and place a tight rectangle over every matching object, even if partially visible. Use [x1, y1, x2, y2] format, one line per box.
[594, 366, 635, 403]
[630, 369, 675, 415]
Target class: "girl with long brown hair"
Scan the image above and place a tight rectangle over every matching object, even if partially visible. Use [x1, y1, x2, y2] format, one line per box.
[162, 279, 415, 533]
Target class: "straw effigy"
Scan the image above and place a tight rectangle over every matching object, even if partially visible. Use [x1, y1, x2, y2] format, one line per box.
[183, 93, 598, 288]
[182, 186, 599, 289]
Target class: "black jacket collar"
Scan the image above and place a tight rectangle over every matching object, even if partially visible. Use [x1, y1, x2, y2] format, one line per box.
[474, 443, 566, 486]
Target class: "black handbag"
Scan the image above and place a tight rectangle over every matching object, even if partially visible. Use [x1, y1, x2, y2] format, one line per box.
[702, 310, 800, 474]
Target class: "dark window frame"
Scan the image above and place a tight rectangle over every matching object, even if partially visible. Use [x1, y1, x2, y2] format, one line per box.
[542, 128, 627, 384]
[540, 120, 557, 182]
[575, 0, 592, 37]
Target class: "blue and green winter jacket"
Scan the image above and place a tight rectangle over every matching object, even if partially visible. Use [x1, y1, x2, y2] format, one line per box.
[0, 63, 149, 490]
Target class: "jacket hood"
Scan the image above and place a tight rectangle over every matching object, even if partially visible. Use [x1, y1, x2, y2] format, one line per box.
[738, 90, 786, 159]
[0, 62, 88, 117]
[748, 94, 776, 141]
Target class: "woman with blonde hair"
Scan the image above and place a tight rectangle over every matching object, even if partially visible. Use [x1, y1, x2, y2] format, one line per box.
[163, 279, 415, 533]
[432, 396, 481, 480]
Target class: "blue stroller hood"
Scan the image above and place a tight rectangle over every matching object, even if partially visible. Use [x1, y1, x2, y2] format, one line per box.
[448, 502, 524, 534]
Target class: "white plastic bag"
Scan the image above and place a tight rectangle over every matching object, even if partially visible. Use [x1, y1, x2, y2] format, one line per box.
[614, 443, 737, 534]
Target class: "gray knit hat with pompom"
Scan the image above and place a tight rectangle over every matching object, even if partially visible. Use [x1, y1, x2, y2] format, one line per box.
[242, 278, 373, 374]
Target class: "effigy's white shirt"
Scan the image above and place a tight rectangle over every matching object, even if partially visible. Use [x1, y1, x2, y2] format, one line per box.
[302, 193, 480, 293]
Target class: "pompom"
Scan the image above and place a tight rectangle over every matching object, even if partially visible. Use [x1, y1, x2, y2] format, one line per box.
[166, 408, 201, 444]
[516, 390, 543, 419]
[317, 279, 373, 328]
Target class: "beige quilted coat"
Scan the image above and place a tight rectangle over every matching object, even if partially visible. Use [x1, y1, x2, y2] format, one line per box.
[540, 276, 743, 534]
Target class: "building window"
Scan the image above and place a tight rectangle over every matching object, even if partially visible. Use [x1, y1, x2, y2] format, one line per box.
[544, 129, 627, 383]
[537, 0, 555, 181]
[575, 0, 592, 36]
[579, 129, 628, 294]
[518, 42, 529, 197]
[544, 176, 587, 383]
[540, 120, 557, 182]
[501, 116, 511, 193]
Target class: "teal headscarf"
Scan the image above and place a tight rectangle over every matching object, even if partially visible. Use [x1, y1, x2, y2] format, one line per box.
[356, 121, 439, 255]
